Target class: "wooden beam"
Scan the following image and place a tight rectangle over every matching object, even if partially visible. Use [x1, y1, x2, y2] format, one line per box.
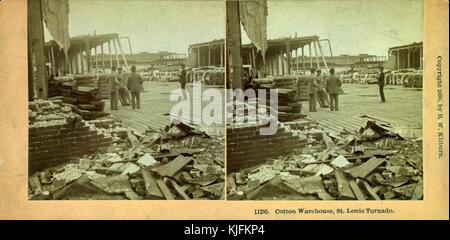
[309, 43, 312, 68]
[30, 0, 48, 99]
[94, 45, 98, 73]
[317, 40, 328, 72]
[313, 40, 320, 69]
[302, 47, 305, 74]
[116, 37, 129, 70]
[108, 40, 112, 68]
[220, 44, 223, 66]
[286, 41, 291, 75]
[113, 38, 120, 67]
[197, 47, 200, 68]
[85, 39, 91, 73]
[101, 43, 105, 72]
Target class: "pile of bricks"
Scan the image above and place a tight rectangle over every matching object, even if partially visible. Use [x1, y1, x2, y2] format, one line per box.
[29, 100, 113, 174]
[226, 123, 309, 173]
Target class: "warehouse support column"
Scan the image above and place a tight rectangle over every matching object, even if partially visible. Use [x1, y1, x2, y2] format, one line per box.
[302, 47, 305, 74]
[197, 48, 201, 68]
[29, 0, 48, 99]
[286, 41, 291, 75]
[108, 40, 112, 69]
[309, 43, 312, 68]
[101, 43, 105, 72]
[220, 44, 223, 67]
[116, 37, 128, 70]
[113, 38, 120, 67]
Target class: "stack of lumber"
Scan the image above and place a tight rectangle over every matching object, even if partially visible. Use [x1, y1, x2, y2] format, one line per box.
[253, 76, 305, 122]
[295, 75, 309, 101]
[97, 74, 111, 99]
[49, 75, 108, 120]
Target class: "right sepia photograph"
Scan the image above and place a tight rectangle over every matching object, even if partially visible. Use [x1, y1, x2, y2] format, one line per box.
[226, 0, 424, 200]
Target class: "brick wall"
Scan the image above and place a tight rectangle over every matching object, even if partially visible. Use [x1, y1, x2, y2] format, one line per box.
[226, 122, 310, 173]
[29, 100, 113, 174]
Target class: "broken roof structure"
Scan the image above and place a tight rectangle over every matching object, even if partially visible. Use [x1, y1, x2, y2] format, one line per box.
[44, 33, 131, 76]
[242, 35, 332, 76]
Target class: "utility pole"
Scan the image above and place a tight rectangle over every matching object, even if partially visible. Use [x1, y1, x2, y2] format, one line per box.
[29, 0, 48, 99]
[226, 0, 243, 89]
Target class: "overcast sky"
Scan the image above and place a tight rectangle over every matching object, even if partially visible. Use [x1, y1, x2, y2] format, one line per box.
[44, 0, 422, 56]
[241, 0, 423, 56]
[45, 0, 225, 54]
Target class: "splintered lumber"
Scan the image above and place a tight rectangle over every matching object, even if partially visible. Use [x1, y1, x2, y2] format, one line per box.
[141, 169, 164, 199]
[151, 155, 193, 177]
[335, 170, 356, 199]
[322, 132, 335, 149]
[349, 180, 366, 200]
[361, 180, 381, 200]
[345, 157, 386, 179]
[156, 178, 175, 200]
[168, 179, 190, 200]
[127, 131, 140, 149]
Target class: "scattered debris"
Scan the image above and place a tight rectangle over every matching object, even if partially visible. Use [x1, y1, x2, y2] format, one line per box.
[228, 120, 422, 200]
[29, 118, 225, 200]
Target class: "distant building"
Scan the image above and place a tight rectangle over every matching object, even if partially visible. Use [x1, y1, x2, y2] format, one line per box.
[387, 42, 423, 70]
[187, 39, 225, 68]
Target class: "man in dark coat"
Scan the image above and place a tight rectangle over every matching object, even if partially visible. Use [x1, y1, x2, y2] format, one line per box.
[127, 66, 143, 109]
[307, 68, 318, 112]
[326, 68, 342, 111]
[378, 66, 386, 103]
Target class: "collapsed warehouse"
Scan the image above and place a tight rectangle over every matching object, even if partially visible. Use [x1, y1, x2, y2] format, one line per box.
[28, 0, 225, 200]
[225, 0, 423, 201]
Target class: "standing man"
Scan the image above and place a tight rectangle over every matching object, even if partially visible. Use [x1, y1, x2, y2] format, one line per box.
[316, 69, 329, 108]
[326, 68, 342, 111]
[307, 68, 318, 112]
[378, 66, 386, 103]
[127, 66, 143, 109]
[179, 63, 187, 100]
[109, 66, 119, 110]
[117, 67, 130, 106]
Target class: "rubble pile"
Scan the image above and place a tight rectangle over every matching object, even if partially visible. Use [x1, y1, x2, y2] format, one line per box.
[253, 76, 305, 122]
[227, 120, 423, 200]
[29, 99, 115, 172]
[29, 121, 225, 200]
[49, 75, 108, 120]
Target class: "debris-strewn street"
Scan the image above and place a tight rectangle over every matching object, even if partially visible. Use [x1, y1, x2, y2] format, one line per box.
[227, 112, 423, 200]
[29, 80, 225, 200]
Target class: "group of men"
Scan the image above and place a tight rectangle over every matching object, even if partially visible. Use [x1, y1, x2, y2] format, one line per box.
[307, 66, 386, 112]
[109, 65, 143, 110]
[307, 67, 342, 112]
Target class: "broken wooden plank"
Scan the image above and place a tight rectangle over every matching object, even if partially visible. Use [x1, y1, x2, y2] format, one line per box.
[168, 179, 190, 200]
[411, 179, 423, 200]
[361, 180, 381, 200]
[151, 155, 193, 177]
[156, 178, 175, 200]
[127, 131, 140, 148]
[335, 170, 356, 199]
[349, 180, 366, 200]
[141, 169, 164, 199]
[345, 157, 386, 179]
[322, 132, 335, 149]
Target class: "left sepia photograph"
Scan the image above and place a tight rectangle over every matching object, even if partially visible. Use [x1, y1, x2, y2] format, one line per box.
[28, 0, 225, 200]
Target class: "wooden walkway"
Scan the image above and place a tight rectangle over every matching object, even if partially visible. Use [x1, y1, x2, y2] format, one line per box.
[105, 81, 225, 135]
[301, 84, 423, 138]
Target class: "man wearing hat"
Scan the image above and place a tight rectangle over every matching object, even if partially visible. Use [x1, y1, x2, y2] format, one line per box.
[179, 63, 187, 99]
[378, 66, 386, 103]
[109, 66, 120, 110]
[127, 66, 143, 109]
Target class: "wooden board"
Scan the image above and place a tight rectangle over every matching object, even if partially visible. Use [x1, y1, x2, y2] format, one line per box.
[168, 179, 190, 200]
[349, 180, 366, 200]
[335, 169, 356, 199]
[156, 178, 175, 200]
[141, 169, 164, 199]
[345, 157, 386, 179]
[361, 180, 381, 200]
[151, 155, 192, 177]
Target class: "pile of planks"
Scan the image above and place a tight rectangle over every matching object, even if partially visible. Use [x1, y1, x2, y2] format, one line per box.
[97, 74, 111, 99]
[50, 75, 108, 120]
[253, 76, 305, 122]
